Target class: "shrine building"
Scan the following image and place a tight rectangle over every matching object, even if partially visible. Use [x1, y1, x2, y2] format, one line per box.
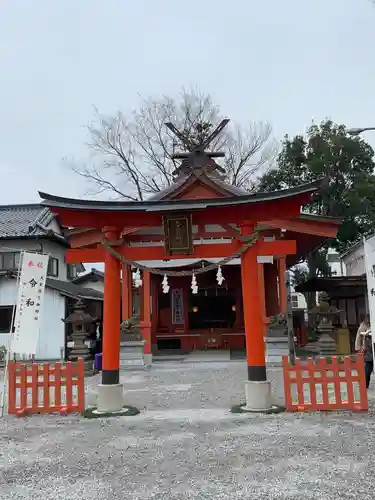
[39, 120, 340, 413]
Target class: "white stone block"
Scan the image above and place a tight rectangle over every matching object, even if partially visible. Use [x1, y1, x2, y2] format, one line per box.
[243, 380, 272, 411]
[97, 383, 124, 413]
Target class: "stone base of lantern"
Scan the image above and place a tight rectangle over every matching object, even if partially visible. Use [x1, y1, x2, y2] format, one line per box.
[97, 383, 124, 413]
[68, 355, 94, 376]
[318, 332, 337, 356]
[83, 359, 95, 376]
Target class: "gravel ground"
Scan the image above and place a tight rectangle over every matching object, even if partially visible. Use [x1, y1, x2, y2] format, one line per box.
[0, 360, 375, 500]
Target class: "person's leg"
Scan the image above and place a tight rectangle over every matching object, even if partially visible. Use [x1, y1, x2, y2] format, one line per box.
[365, 362, 373, 389]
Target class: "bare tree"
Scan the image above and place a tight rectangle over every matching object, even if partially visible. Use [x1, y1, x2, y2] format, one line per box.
[67, 88, 277, 200]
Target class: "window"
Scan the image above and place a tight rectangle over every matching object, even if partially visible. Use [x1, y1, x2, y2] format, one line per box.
[67, 264, 77, 279]
[47, 257, 59, 277]
[291, 294, 299, 309]
[0, 252, 20, 270]
[0, 306, 13, 333]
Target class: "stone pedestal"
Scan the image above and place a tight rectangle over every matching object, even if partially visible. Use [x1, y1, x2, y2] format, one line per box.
[120, 341, 145, 370]
[143, 353, 153, 366]
[266, 317, 289, 366]
[243, 380, 272, 412]
[97, 383, 124, 413]
[265, 336, 289, 366]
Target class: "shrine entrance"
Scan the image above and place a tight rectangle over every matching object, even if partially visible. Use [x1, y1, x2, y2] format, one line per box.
[188, 286, 236, 331]
[39, 119, 340, 413]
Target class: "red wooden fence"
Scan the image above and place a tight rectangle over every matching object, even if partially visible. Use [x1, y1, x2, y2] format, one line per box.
[282, 354, 368, 412]
[8, 359, 85, 415]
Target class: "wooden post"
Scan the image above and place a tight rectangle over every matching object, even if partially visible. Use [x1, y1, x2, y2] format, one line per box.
[240, 225, 267, 382]
[150, 275, 158, 352]
[142, 271, 152, 364]
[121, 263, 133, 320]
[102, 229, 121, 385]
[264, 262, 280, 317]
[257, 263, 267, 325]
[278, 257, 287, 313]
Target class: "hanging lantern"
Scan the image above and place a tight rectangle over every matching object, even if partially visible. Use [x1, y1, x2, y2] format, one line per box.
[216, 265, 225, 286]
[162, 274, 170, 294]
[191, 273, 198, 294]
[133, 268, 143, 288]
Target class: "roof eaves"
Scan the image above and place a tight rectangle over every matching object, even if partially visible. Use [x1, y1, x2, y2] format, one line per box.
[46, 279, 104, 300]
[72, 269, 104, 284]
[298, 212, 342, 225]
[39, 179, 323, 212]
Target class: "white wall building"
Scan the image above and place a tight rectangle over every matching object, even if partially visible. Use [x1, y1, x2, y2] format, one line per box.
[72, 269, 104, 294]
[290, 292, 307, 310]
[0, 204, 103, 360]
[340, 241, 366, 277]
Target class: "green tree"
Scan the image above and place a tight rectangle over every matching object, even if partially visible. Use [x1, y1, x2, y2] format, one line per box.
[258, 119, 375, 305]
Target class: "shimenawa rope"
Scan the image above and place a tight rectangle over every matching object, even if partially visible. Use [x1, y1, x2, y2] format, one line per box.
[101, 231, 260, 277]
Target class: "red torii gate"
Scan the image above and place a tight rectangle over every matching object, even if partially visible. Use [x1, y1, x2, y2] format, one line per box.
[39, 180, 339, 412]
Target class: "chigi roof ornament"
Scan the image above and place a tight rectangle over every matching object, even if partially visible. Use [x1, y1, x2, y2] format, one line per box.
[165, 119, 229, 178]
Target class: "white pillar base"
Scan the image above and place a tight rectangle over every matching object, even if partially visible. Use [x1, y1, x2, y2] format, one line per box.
[97, 383, 124, 413]
[143, 353, 153, 365]
[243, 380, 273, 412]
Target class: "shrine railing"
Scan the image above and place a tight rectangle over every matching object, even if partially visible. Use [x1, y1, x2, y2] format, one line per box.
[282, 355, 368, 412]
[8, 359, 85, 416]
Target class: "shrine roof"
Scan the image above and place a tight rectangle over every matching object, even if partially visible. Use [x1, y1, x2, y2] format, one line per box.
[148, 172, 249, 201]
[39, 179, 322, 212]
[295, 275, 366, 299]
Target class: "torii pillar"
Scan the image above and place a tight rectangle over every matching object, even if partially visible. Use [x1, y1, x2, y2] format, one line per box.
[97, 227, 123, 413]
[240, 224, 272, 411]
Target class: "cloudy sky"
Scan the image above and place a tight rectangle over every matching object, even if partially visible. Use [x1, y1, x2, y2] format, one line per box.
[1, 0, 375, 205]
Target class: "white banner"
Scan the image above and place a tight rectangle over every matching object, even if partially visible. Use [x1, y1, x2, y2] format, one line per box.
[10, 251, 49, 357]
[363, 236, 375, 364]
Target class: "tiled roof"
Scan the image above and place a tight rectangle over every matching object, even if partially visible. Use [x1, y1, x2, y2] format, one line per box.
[0, 204, 55, 238]
[72, 268, 104, 284]
[46, 278, 104, 300]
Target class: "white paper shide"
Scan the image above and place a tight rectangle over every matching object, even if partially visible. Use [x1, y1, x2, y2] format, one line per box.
[10, 251, 49, 357]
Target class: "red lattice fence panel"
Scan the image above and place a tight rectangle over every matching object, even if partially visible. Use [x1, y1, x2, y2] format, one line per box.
[8, 359, 85, 415]
[282, 355, 368, 412]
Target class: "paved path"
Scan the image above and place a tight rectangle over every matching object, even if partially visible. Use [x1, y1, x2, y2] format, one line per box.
[0, 361, 375, 499]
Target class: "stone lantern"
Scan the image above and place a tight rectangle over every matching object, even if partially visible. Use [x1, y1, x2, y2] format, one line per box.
[308, 291, 340, 356]
[63, 299, 95, 374]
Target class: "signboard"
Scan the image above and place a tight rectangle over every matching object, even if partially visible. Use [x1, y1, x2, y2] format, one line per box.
[163, 214, 193, 255]
[10, 251, 49, 357]
[171, 288, 184, 324]
[363, 235, 375, 365]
